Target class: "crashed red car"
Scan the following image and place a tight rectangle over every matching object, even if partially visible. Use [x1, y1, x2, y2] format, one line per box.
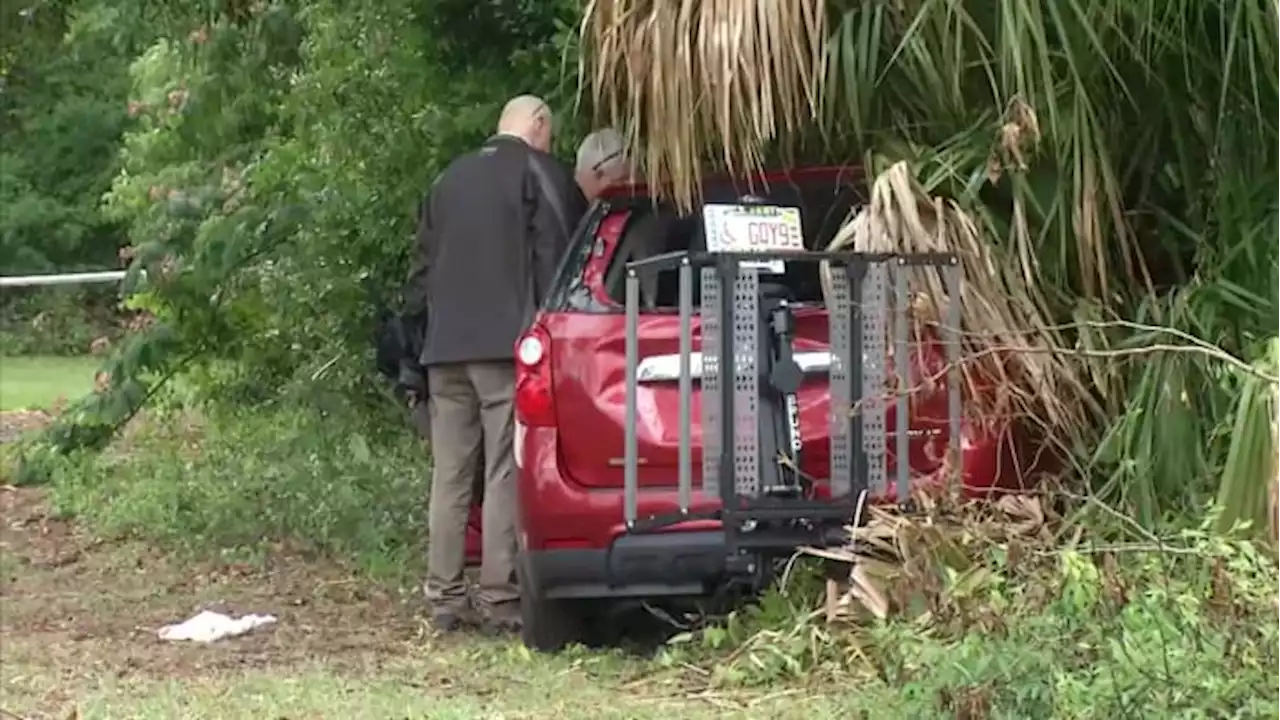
[491, 166, 1037, 650]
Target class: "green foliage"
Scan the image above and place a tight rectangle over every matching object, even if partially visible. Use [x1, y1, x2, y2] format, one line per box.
[583, 0, 1279, 532]
[0, 1, 146, 273]
[0, 287, 123, 356]
[660, 538, 1279, 717]
[820, 0, 1280, 529]
[16, 0, 584, 480]
[0, 3, 157, 359]
[49, 404, 429, 578]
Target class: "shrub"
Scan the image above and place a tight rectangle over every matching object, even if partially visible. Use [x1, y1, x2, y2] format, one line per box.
[658, 519, 1279, 717]
[49, 403, 429, 579]
[0, 286, 125, 357]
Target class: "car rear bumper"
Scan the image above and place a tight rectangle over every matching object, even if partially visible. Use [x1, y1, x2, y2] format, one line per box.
[524, 530, 729, 600]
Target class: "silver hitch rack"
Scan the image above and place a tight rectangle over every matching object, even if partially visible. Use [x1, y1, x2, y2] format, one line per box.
[621, 249, 962, 556]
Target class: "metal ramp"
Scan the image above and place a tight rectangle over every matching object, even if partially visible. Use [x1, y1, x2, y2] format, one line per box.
[621, 248, 963, 560]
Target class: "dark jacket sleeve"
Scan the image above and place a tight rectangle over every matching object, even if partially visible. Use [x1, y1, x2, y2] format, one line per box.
[403, 195, 434, 318]
[525, 155, 588, 305]
[525, 172, 562, 306]
[565, 180, 588, 233]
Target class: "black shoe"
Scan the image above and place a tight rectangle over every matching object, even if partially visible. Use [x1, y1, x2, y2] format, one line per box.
[432, 612, 464, 633]
[479, 617, 520, 637]
[432, 609, 480, 634]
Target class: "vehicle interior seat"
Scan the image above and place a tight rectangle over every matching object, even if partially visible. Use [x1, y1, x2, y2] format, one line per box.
[609, 211, 671, 309]
[604, 207, 690, 309]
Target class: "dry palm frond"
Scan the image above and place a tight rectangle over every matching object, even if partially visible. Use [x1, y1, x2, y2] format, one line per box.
[802, 493, 1055, 623]
[821, 160, 1090, 440]
[581, 0, 827, 210]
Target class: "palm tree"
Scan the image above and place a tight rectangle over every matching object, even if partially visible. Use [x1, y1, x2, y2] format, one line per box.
[580, 0, 1279, 533]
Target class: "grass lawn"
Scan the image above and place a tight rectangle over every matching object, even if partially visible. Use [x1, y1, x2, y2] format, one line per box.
[0, 355, 99, 410]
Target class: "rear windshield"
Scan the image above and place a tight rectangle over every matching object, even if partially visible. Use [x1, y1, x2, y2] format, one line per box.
[601, 172, 860, 309]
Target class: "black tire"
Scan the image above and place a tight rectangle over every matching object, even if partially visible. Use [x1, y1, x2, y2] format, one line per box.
[516, 551, 585, 652]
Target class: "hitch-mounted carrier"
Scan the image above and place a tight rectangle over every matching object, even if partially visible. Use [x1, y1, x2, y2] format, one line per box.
[621, 248, 963, 567]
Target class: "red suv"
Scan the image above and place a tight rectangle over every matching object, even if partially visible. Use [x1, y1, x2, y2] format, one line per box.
[507, 166, 1035, 650]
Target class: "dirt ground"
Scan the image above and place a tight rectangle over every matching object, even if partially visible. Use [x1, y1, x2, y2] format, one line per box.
[0, 409, 642, 718]
[0, 410, 431, 706]
[0, 484, 431, 712]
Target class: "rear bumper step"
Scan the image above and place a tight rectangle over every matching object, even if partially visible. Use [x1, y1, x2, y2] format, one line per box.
[529, 522, 850, 600]
[529, 531, 724, 600]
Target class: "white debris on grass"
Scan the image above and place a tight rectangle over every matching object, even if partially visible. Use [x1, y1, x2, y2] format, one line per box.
[157, 610, 277, 642]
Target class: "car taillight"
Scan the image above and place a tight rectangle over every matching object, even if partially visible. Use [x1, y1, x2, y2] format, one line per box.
[514, 324, 555, 427]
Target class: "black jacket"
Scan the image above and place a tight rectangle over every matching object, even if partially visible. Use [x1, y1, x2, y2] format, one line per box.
[405, 135, 586, 366]
[373, 305, 427, 398]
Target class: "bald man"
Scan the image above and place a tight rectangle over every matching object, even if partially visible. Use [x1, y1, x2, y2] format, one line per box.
[575, 128, 630, 202]
[404, 95, 586, 635]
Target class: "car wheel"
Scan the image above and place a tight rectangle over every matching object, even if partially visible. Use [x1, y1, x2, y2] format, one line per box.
[516, 551, 585, 652]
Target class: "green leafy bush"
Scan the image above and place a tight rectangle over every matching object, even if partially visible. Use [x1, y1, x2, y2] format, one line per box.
[0, 3, 152, 355]
[0, 2, 137, 274]
[659, 534, 1279, 717]
[0, 286, 123, 356]
[49, 404, 428, 578]
[16, 0, 585, 479]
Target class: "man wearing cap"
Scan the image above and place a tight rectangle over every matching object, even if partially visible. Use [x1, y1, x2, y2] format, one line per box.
[580, 129, 675, 308]
[405, 95, 586, 635]
[575, 128, 630, 202]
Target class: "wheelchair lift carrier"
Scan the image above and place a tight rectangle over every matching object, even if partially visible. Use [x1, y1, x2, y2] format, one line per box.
[621, 202, 963, 577]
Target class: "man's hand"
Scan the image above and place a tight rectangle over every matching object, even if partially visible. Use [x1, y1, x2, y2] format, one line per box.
[406, 390, 420, 408]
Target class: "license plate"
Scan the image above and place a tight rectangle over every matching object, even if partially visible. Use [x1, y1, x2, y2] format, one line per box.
[702, 204, 803, 273]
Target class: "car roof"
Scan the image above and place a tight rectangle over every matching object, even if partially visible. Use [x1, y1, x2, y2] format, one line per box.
[598, 165, 861, 202]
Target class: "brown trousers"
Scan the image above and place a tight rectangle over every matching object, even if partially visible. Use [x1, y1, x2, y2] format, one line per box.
[411, 400, 485, 504]
[423, 362, 518, 611]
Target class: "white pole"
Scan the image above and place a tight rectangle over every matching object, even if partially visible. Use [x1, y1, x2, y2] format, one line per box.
[0, 271, 129, 288]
